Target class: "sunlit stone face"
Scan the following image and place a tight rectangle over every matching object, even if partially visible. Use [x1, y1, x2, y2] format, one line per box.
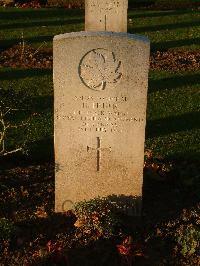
[54, 32, 150, 215]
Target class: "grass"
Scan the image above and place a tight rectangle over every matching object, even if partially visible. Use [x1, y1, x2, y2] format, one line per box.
[0, 8, 199, 50]
[0, 7, 199, 162]
[0, 8, 84, 50]
[129, 9, 200, 51]
[0, 67, 53, 161]
[0, 67, 199, 162]
[147, 70, 200, 160]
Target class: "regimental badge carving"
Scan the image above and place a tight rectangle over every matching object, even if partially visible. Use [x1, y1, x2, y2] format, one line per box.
[79, 48, 122, 91]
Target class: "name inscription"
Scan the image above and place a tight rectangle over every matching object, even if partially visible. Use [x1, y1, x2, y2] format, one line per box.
[57, 95, 144, 133]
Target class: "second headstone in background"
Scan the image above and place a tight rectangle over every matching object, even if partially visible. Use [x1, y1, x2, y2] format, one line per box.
[85, 0, 128, 32]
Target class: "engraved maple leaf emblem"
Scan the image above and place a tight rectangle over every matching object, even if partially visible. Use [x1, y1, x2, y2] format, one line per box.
[79, 48, 122, 91]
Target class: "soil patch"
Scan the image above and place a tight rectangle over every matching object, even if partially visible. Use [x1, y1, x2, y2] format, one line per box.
[0, 45, 53, 69]
[151, 50, 200, 71]
[0, 156, 199, 265]
[1, 0, 199, 10]
[0, 45, 199, 72]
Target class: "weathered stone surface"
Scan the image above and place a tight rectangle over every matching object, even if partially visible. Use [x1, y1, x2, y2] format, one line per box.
[85, 0, 128, 32]
[54, 32, 150, 214]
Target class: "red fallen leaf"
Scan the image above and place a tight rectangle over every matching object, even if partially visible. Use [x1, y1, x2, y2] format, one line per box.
[47, 240, 52, 252]
[117, 244, 132, 256]
[92, 212, 100, 222]
[117, 236, 145, 258]
[47, 240, 62, 253]
[32, 250, 40, 258]
[35, 206, 47, 218]
[117, 236, 133, 256]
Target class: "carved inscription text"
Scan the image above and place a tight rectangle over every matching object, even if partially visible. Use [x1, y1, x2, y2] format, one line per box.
[57, 95, 145, 133]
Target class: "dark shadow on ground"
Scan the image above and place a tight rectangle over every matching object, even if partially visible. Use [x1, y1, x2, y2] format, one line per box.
[143, 159, 200, 223]
[0, 8, 84, 20]
[0, 137, 54, 172]
[0, 18, 83, 30]
[0, 68, 52, 80]
[1, 32, 199, 52]
[152, 37, 200, 50]
[146, 111, 200, 138]
[68, 240, 122, 266]
[132, 20, 200, 33]
[1, 10, 195, 31]
[27, 137, 54, 162]
[26, 95, 53, 113]
[149, 73, 200, 92]
[0, 35, 54, 50]
[128, 9, 195, 19]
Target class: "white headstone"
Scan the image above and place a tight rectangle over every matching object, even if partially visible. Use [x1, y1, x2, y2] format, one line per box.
[54, 32, 150, 215]
[85, 0, 128, 32]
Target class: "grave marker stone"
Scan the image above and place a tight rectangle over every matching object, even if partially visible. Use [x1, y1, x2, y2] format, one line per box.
[54, 32, 150, 214]
[85, 0, 128, 32]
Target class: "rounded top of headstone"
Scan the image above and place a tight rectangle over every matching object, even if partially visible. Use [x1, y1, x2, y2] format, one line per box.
[53, 31, 150, 44]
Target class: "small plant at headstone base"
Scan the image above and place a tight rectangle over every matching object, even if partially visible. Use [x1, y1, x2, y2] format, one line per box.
[174, 224, 200, 257]
[0, 218, 16, 241]
[74, 198, 123, 241]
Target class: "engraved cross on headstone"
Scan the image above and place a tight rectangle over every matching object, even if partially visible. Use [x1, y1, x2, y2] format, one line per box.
[87, 137, 111, 172]
[104, 15, 107, 31]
